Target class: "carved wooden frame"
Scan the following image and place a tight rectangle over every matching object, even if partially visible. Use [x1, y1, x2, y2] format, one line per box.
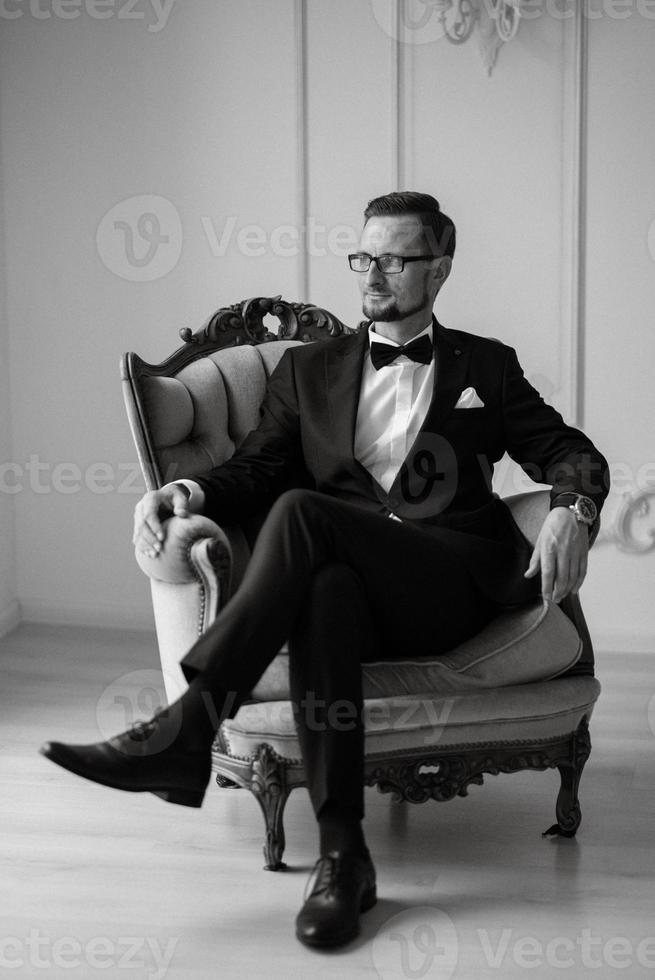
[120, 295, 359, 490]
[212, 717, 593, 871]
[596, 483, 655, 555]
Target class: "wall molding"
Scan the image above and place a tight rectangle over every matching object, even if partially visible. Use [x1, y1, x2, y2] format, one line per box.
[559, 6, 588, 427]
[390, 0, 414, 192]
[390, 0, 403, 190]
[294, 0, 309, 301]
[0, 599, 20, 640]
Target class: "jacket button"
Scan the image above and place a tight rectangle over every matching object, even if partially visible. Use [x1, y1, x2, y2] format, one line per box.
[454, 348, 462, 356]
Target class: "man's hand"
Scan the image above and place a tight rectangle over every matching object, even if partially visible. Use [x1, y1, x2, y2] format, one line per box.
[132, 485, 190, 558]
[524, 507, 589, 603]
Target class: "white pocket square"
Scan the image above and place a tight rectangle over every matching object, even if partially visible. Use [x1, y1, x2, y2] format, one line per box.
[454, 386, 485, 409]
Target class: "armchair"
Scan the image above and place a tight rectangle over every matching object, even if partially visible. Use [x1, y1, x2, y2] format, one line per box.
[121, 296, 601, 870]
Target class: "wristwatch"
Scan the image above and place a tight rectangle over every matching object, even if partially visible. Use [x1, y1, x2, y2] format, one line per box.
[552, 492, 598, 527]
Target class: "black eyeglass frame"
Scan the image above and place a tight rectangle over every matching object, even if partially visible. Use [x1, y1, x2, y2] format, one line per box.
[347, 252, 437, 274]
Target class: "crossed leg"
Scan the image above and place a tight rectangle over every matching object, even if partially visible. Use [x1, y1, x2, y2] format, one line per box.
[40, 488, 502, 948]
[180, 488, 498, 818]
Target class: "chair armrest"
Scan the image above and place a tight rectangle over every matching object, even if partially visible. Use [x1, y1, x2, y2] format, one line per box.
[135, 514, 230, 585]
[134, 515, 232, 702]
[134, 515, 254, 703]
[503, 489, 596, 675]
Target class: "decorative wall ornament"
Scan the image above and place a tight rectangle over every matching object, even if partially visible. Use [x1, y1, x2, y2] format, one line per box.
[596, 484, 655, 555]
[429, 0, 533, 74]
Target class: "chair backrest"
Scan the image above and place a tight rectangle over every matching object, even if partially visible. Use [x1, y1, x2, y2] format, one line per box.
[121, 296, 357, 490]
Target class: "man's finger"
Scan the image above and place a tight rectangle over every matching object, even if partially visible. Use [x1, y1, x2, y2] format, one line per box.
[138, 525, 159, 549]
[133, 487, 189, 554]
[552, 563, 571, 604]
[171, 488, 189, 518]
[524, 546, 541, 579]
[540, 551, 556, 601]
[141, 502, 164, 541]
[134, 535, 157, 558]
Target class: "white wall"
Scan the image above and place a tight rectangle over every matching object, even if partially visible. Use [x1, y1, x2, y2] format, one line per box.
[0, 128, 18, 635]
[0, 0, 301, 627]
[581, 13, 655, 652]
[0, 0, 653, 649]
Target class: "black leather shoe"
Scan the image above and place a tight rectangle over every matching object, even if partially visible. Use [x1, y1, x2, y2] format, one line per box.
[39, 714, 211, 808]
[295, 850, 377, 948]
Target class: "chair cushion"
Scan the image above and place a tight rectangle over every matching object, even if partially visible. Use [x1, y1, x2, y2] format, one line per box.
[140, 339, 303, 483]
[249, 599, 582, 701]
[220, 676, 601, 761]
[208, 342, 300, 447]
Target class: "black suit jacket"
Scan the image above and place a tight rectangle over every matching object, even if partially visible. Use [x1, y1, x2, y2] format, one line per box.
[195, 320, 609, 605]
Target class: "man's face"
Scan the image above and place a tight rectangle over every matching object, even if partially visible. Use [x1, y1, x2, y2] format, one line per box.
[356, 214, 444, 323]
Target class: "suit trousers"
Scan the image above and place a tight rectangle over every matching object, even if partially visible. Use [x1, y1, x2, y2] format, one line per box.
[181, 488, 500, 820]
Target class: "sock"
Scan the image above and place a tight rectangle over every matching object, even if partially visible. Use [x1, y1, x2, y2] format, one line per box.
[318, 802, 367, 858]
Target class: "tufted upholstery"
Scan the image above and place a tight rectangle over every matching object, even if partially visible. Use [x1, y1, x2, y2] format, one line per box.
[139, 341, 302, 482]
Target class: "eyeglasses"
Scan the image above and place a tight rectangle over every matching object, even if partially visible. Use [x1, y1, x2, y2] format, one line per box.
[348, 252, 435, 274]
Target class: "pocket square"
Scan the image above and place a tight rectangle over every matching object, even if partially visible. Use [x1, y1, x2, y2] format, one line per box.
[454, 386, 485, 409]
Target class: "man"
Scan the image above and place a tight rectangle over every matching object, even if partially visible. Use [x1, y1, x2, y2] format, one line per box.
[41, 192, 609, 949]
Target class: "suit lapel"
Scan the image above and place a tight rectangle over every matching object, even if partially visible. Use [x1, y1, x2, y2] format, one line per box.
[426, 317, 472, 431]
[324, 327, 369, 461]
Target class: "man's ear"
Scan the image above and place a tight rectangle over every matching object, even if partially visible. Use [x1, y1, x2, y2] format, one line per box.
[437, 256, 452, 281]
[433, 255, 452, 289]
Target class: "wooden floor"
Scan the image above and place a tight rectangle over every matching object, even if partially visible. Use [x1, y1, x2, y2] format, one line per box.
[2, 623, 654, 979]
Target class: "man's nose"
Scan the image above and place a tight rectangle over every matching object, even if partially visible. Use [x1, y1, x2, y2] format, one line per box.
[365, 258, 386, 285]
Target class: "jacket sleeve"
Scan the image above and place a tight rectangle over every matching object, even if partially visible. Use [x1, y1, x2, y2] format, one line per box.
[501, 346, 610, 516]
[193, 348, 307, 525]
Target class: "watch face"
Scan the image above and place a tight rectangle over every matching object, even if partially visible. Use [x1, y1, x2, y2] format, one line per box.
[576, 497, 597, 523]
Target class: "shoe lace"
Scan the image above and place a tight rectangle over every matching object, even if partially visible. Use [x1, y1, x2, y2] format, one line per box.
[126, 710, 163, 742]
[302, 855, 343, 903]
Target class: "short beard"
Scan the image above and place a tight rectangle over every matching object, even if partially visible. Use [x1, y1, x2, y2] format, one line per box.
[362, 291, 430, 323]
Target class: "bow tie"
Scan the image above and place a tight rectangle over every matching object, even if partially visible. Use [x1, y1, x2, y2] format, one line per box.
[369, 334, 433, 370]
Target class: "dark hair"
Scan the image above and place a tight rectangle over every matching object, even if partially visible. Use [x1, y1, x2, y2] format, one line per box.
[363, 191, 456, 259]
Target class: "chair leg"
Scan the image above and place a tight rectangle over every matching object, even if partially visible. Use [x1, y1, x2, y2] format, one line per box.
[543, 717, 592, 838]
[250, 743, 291, 871]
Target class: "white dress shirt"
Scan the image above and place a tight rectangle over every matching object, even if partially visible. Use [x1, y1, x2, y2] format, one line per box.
[354, 322, 435, 492]
[169, 321, 436, 509]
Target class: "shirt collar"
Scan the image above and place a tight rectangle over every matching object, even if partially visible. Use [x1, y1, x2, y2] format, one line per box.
[367, 321, 434, 349]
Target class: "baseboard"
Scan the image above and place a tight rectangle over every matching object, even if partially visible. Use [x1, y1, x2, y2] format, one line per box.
[14, 597, 655, 653]
[593, 629, 655, 655]
[0, 599, 21, 639]
[19, 596, 154, 632]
